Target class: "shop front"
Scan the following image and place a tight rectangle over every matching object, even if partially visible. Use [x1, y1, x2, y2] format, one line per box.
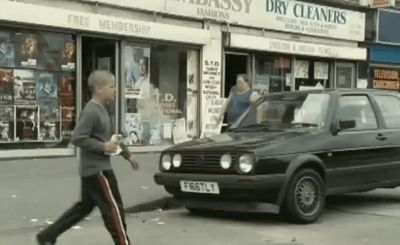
[225, 33, 367, 94]
[0, 1, 209, 158]
[368, 9, 400, 91]
[221, 0, 367, 95]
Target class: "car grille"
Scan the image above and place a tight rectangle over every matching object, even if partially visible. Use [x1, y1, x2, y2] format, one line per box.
[172, 153, 238, 174]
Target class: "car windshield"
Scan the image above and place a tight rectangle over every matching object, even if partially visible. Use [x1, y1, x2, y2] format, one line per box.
[230, 93, 330, 132]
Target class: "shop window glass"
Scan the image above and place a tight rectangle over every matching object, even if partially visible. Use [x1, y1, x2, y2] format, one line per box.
[254, 54, 292, 94]
[294, 59, 330, 90]
[0, 28, 76, 149]
[121, 43, 199, 146]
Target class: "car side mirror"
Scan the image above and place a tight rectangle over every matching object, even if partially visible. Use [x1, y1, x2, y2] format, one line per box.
[339, 120, 356, 130]
[330, 119, 356, 135]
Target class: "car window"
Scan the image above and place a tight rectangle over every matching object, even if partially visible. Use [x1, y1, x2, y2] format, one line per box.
[374, 94, 400, 129]
[232, 93, 330, 130]
[336, 95, 378, 131]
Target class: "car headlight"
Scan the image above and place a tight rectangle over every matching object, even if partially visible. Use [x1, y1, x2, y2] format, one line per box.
[172, 154, 182, 168]
[238, 154, 254, 174]
[220, 154, 232, 169]
[161, 154, 172, 171]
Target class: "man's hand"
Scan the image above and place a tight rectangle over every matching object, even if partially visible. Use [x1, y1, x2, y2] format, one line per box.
[128, 156, 140, 170]
[103, 141, 118, 154]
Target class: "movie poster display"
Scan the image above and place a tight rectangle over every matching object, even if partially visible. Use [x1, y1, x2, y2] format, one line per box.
[0, 28, 77, 149]
[16, 105, 39, 141]
[123, 45, 151, 99]
[123, 113, 143, 145]
[39, 103, 61, 141]
[16, 33, 39, 68]
[60, 40, 76, 71]
[36, 72, 58, 101]
[59, 73, 75, 106]
[13, 69, 36, 104]
[61, 106, 75, 139]
[0, 68, 13, 105]
[0, 105, 14, 142]
[0, 30, 15, 67]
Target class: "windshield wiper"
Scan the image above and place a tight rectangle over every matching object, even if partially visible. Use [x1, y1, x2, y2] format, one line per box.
[229, 122, 272, 132]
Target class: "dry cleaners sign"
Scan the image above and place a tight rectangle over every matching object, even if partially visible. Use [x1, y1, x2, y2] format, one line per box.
[83, 0, 365, 41]
[263, 0, 365, 41]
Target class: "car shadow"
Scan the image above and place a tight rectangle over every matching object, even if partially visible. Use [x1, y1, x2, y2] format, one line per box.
[175, 190, 400, 224]
[326, 190, 400, 211]
[179, 209, 293, 225]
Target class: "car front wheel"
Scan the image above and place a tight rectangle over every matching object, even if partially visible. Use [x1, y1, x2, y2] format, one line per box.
[283, 168, 325, 224]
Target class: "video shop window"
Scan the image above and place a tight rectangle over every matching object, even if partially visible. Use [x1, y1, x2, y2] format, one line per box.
[121, 43, 199, 146]
[254, 54, 292, 94]
[0, 28, 76, 149]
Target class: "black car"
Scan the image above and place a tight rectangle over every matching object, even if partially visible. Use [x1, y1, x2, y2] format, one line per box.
[154, 89, 400, 223]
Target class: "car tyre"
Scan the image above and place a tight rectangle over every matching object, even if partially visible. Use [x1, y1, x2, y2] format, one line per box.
[283, 168, 325, 224]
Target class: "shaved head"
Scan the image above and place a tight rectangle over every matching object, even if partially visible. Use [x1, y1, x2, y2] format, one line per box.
[88, 70, 115, 94]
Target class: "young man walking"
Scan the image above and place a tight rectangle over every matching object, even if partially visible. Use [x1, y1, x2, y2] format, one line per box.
[36, 70, 138, 245]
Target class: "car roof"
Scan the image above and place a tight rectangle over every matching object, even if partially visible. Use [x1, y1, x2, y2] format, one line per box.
[265, 89, 400, 97]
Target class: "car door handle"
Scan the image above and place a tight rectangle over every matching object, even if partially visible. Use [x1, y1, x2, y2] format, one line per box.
[376, 133, 391, 141]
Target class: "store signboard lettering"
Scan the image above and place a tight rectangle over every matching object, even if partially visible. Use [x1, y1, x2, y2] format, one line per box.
[67, 14, 152, 36]
[264, 0, 364, 41]
[201, 98, 227, 138]
[0, 1, 209, 46]
[267, 0, 347, 24]
[89, 0, 364, 41]
[230, 33, 367, 60]
[372, 68, 400, 91]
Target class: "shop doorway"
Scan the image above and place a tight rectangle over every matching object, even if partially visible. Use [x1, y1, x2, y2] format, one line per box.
[81, 37, 117, 108]
[224, 53, 249, 97]
[336, 62, 356, 88]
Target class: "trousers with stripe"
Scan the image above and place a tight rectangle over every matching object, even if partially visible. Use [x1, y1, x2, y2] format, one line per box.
[38, 170, 130, 245]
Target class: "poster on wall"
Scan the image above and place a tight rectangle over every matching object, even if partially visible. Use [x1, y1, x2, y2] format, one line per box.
[163, 122, 172, 139]
[59, 73, 75, 106]
[314, 62, 329, 80]
[17, 33, 39, 68]
[149, 122, 162, 145]
[173, 118, 190, 145]
[186, 50, 199, 138]
[357, 79, 368, 89]
[123, 45, 151, 99]
[0, 68, 13, 105]
[294, 60, 309, 79]
[15, 105, 39, 141]
[36, 72, 58, 101]
[60, 39, 76, 71]
[201, 98, 226, 138]
[0, 30, 15, 67]
[61, 106, 75, 139]
[123, 113, 143, 145]
[39, 104, 61, 141]
[13, 69, 36, 104]
[0, 105, 14, 142]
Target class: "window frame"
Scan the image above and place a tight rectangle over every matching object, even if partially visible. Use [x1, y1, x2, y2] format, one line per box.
[334, 94, 380, 132]
[372, 93, 400, 129]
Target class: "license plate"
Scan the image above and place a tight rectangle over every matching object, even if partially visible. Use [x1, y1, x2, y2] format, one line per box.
[180, 181, 220, 194]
